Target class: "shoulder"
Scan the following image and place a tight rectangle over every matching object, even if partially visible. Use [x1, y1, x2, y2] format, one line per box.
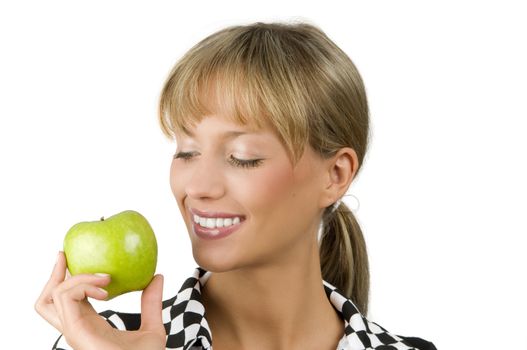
[323, 281, 436, 350]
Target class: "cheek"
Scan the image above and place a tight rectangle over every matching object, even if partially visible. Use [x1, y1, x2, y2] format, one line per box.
[170, 161, 194, 230]
[241, 156, 322, 239]
[240, 164, 295, 218]
[169, 160, 185, 199]
[169, 161, 177, 194]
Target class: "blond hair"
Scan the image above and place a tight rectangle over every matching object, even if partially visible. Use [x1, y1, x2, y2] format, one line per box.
[158, 20, 371, 315]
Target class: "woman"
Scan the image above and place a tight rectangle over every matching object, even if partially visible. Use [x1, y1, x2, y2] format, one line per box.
[35, 20, 437, 350]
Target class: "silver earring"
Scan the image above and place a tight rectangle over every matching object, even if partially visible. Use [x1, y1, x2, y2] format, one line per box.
[330, 199, 342, 214]
[329, 193, 360, 214]
[346, 193, 360, 212]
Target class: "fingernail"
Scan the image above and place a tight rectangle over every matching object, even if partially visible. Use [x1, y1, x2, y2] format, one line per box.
[98, 288, 108, 301]
[95, 273, 110, 278]
[55, 251, 60, 264]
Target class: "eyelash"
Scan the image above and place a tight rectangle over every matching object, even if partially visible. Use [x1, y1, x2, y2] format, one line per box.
[173, 152, 263, 169]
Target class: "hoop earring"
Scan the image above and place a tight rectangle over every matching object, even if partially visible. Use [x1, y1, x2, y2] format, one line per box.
[329, 199, 342, 214]
[346, 193, 360, 212]
[329, 193, 360, 214]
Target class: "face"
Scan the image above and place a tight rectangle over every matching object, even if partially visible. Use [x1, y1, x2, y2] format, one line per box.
[169, 114, 328, 272]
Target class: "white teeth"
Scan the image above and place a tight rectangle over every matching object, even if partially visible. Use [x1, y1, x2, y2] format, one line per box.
[194, 214, 242, 228]
[206, 218, 215, 228]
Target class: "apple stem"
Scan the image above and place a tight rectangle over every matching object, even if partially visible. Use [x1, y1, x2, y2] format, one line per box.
[100, 216, 105, 221]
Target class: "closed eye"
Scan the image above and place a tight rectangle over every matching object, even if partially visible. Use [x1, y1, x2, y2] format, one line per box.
[173, 151, 197, 160]
[173, 151, 263, 169]
[228, 155, 263, 168]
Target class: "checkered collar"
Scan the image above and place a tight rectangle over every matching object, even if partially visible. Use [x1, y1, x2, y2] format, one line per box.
[163, 267, 419, 350]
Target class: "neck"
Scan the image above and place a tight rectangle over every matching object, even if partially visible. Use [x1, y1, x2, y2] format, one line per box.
[200, 232, 344, 350]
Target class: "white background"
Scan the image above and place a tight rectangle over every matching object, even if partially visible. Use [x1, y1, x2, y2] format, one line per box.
[1, 1, 526, 349]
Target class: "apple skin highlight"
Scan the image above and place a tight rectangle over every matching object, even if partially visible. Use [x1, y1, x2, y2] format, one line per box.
[63, 210, 158, 300]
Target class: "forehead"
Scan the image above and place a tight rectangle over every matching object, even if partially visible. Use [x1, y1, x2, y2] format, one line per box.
[176, 114, 273, 140]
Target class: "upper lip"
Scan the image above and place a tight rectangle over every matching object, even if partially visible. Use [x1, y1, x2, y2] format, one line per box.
[190, 207, 246, 219]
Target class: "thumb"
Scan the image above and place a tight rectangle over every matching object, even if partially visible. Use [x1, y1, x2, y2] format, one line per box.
[140, 274, 165, 333]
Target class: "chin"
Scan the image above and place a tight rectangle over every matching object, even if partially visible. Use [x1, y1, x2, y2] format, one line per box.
[192, 246, 240, 273]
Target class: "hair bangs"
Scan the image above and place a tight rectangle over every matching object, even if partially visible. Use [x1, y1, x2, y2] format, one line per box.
[158, 23, 315, 164]
[159, 52, 269, 138]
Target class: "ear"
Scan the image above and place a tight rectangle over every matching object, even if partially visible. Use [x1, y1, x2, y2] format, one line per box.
[319, 147, 359, 209]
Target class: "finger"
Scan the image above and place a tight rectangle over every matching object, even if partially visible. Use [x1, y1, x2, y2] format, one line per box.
[51, 273, 110, 327]
[57, 283, 109, 326]
[62, 283, 109, 303]
[55, 273, 111, 294]
[37, 251, 66, 304]
[34, 251, 67, 331]
[35, 300, 63, 332]
[140, 274, 164, 333]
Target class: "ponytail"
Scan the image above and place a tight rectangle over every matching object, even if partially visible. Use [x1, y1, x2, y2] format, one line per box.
[319, 202, 370, 315]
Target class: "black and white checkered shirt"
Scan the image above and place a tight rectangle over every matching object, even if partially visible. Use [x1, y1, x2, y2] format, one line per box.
[53, 267, 436, 349]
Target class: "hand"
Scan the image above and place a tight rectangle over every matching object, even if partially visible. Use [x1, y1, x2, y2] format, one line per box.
[35, 251, 166, 350]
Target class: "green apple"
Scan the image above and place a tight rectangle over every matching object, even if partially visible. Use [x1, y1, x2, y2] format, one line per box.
[63, 210, 158, 300]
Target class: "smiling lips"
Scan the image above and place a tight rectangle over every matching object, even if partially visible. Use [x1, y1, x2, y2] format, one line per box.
[189, 208, 246, 239]
[194, 215, 242, 229]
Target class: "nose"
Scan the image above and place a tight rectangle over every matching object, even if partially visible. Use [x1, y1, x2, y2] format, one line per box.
[184, 155, 226, 200]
